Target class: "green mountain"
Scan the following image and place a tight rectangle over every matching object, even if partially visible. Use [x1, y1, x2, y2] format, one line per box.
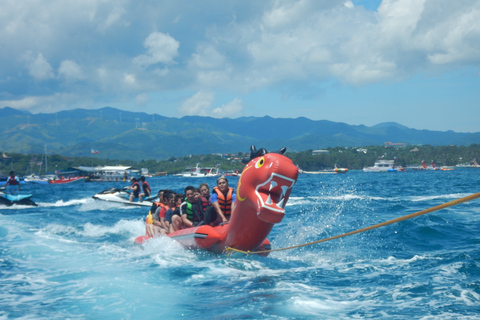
[1, 107, 478, 161]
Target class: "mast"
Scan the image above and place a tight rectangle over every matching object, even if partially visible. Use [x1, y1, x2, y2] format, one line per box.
[45, 144, 48, 174]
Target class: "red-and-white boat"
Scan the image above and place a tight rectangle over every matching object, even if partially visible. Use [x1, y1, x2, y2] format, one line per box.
[134, 146, 299, 256]
[49, 176, 86, 184]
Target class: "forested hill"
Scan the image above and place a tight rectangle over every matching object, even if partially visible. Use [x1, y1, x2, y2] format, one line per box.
[1, 106, 479, 161]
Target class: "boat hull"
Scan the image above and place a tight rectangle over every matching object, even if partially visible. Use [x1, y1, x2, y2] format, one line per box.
[92, 188, 154, 207]
[49, 177, 86, 184]
[134, 224, 272, 256]
[0, 193, 37, 206]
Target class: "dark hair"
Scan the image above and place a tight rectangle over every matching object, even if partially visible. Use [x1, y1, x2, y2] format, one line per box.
[162, 189, 174, 201]
[184, 185, 195, 194]
[139, 176, 145, 181]
[175, 193, 184, 202]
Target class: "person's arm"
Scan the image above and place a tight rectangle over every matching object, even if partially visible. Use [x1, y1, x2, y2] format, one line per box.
[212, 201, 227, 223]
[181, 213, 193, 227]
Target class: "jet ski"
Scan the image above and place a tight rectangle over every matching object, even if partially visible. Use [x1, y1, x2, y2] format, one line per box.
[0, 188, 37, 206]
[92, 187, 156, 207]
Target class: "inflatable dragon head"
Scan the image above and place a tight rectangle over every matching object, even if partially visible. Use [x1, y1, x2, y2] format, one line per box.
[236, 145, 299, 224]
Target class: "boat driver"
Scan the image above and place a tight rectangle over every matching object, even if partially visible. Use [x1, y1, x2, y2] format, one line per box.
[3, 171, 21, 195]
[128, 177, 141, 202]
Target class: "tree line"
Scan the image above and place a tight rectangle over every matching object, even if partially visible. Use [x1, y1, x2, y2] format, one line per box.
[1, 144, 480, 177]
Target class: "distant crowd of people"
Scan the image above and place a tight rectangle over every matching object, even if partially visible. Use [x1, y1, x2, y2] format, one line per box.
[127, 175, 236, 237]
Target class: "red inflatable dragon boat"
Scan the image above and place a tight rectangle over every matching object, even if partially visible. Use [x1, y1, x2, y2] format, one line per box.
[134, 146, 299, 256]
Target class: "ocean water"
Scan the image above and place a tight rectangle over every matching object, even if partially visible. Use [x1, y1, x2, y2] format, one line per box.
[1, 169, 479, 319]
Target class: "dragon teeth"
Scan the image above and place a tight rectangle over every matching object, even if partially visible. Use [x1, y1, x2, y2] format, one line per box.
[269, 181, 277, 191]
[277, 197, 285, 208]
[266, 194, 273, 205]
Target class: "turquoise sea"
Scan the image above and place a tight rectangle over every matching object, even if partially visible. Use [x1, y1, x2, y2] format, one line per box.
[1, 169, 479, 319]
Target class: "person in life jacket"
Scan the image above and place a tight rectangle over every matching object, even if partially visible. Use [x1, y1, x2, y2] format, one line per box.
[3, 171, 21, 195]
[145, 190, 169, 237]
[194, 187, 209, 216]
[172, 186, 205, 230]
[199, 182, 211, 204]
[127, 177, 141, 202]
[203, 176, 236, 226]
[139, 176, 151, 201]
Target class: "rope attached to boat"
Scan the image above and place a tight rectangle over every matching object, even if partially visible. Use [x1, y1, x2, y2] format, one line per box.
[225, 191, 480, 257]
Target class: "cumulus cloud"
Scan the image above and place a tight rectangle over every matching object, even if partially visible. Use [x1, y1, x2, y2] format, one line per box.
[58, 60, 86, 81]
[133, 32, 180, 67]
[212, 98, 244, 118]
[2, 0, 480, 128]
[97, 6, 128, 33]
[24, 52, 55, 80]
[179, 91, 215, 116]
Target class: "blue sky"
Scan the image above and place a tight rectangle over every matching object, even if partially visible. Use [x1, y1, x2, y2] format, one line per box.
[1, 0, 479, 132]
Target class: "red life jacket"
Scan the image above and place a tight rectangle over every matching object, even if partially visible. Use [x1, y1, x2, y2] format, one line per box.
[213, 186, 233, 216]
[142, 181, 150, 195]
[7, 176, 19, 185]
[132, 181, 140, 196]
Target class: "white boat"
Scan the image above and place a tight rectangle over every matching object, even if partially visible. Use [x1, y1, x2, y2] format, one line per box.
[74, 166, 146, 182]
[363, 160, 398, 172]
[456, 158, 480, 169]
[175, 164, 220, 177]
[92, 188, 155, 207]
[23, 174, 56, 184]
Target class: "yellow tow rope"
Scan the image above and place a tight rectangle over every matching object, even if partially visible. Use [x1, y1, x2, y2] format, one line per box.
[225, 191, 480, 257]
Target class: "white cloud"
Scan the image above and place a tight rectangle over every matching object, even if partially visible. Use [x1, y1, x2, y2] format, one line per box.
[189, 45, 226, 69]
[212, 98, 244, 118]
[179, 91, 215, 116]
[97, 6, 128, 33]
[123, 73, 136, 85]
[133, 32, 180, 67]
[136, 93, 149, 105]
[24, 52, 55, 80]
[1, 0, 480, 129]
[58, 60, 86, 81]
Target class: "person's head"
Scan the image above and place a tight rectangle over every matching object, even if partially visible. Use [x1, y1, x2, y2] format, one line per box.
[184, 186, 195, 203]
[131, 177, 137, 183]
[9, 171, 14, 176]
[166, 192, 176, 206]
[175, 193, 184, 206]
[139, 176, 145, 182]
[157, 190, 164, 201]
[162, 189, 173, 203]
[199, 183, 210, 198]
[193, 188, 201, 200]
[216, 176, 228, 192]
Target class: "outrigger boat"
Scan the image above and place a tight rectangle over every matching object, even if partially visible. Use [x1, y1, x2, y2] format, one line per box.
[134, 145, 299, 256]
[175, 163, 221, 178]
[0, 188, 37, 206]
[92, 188, 155, 207]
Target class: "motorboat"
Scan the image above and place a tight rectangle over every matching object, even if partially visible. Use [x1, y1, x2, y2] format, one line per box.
[456, 158, 480, 168]
[92, 188, 155, 207]
[49, 176, 86, 184]
[74, 166, 147, 182]
[24, 174, 56, 184]
[134, 146, 299, 256]
[0, 189, 37, 206]
[175, 163, 221, 178]
[363, 160, 398, 172]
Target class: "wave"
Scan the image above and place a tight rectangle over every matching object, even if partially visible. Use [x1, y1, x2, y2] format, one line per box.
[407, 193, 472, 202]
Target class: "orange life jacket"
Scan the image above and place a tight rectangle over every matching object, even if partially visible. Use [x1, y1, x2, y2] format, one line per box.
[213, 186, 233, 215]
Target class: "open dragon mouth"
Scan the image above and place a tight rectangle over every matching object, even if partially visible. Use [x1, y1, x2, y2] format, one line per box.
[255, 172, 296, 223]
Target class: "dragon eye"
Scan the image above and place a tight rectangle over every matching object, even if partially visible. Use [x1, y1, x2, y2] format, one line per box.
[255, 157, 265, 168]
